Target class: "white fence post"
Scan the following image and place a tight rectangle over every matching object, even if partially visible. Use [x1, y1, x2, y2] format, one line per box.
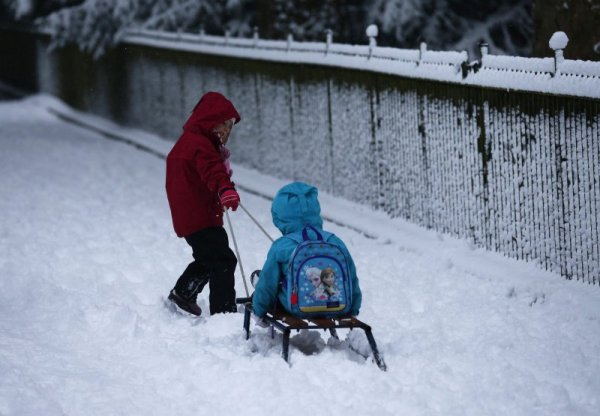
[287, 33, 293, 52]
[325, 29, 333, 56]
[549, 31, 569, 77]
[253, 26, 259, 47]
[366, 24, 378, 60]
[418, 41, 427, 66]
[479, 41, 489, 58]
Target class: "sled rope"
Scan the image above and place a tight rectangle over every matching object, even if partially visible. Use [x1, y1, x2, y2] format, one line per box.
[239, 202, 274, 242]
[225, 210, 250, 297]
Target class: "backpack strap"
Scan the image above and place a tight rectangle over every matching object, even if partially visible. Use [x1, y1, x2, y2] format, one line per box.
[302, 225, 323, 241]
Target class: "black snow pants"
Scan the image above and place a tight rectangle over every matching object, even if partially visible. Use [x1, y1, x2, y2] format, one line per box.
[174, 226, 237, 314]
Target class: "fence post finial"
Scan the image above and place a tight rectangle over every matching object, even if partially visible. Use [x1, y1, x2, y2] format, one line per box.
[549, 31, 569, 77]
[325, 28, 333, 56]
[366, 24, 378, 60]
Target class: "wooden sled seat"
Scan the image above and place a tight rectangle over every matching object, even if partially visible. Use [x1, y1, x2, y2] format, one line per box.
[236, 298, 387, 371]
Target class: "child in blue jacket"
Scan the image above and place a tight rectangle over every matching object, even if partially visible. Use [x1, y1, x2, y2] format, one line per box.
[252, 182, 362, 319]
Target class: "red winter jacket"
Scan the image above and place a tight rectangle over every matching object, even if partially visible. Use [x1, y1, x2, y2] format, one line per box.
[166, 92, 241, 237]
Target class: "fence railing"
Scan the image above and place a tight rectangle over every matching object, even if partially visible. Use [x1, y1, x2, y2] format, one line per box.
[123, 27, 600, 100]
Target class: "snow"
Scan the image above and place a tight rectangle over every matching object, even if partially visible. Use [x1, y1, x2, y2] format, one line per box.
[1, 95, 600, 416]
[549, 32, 569, 50]
[481, 55, 554, 74]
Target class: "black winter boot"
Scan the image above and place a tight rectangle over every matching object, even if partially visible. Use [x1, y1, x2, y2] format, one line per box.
[168, 289, 202, 316]
[168, 273, 210, 316]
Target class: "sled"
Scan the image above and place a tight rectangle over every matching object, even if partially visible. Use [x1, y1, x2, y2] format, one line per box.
[236, 297, 387, 371]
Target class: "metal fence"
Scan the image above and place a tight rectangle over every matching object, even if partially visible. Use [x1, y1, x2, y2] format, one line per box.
[1, 27, 598, 285]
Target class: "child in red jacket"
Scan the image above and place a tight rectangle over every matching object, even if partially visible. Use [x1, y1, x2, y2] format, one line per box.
[165, 92, 241, 316]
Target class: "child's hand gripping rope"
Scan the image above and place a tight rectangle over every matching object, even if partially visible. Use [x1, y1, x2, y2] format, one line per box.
[219, 187, 240, 211]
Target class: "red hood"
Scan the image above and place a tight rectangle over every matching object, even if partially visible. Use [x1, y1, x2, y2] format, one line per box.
[183, 92, 241, 137]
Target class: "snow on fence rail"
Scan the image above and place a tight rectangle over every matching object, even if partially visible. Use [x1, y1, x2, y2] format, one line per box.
[123, 28, 600, 100]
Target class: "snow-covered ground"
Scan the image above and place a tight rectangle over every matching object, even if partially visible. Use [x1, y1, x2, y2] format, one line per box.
[0, 96, 598, 416]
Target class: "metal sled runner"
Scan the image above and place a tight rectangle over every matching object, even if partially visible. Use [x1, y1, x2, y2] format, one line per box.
[237, 298, 387, 371]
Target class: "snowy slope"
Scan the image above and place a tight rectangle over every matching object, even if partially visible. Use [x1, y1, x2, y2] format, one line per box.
[0, 96, 599, 416]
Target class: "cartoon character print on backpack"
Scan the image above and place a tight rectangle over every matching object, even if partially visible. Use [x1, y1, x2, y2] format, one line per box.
[306, 267, 325, 300]
[287, 227, 352, 317]
[303, 266, 341, 304]
[320, 268, 339, 300]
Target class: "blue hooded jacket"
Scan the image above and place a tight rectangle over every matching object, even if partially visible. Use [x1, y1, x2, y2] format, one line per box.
[252, 182, 362, 317]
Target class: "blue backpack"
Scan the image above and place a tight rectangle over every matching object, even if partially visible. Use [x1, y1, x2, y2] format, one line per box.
[281, 226, 353, 318]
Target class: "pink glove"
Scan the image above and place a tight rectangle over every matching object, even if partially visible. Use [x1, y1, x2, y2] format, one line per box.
[219, 187, 240, 211]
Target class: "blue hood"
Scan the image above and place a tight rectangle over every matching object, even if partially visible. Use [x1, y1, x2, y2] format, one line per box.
[271, 182, 323, 235]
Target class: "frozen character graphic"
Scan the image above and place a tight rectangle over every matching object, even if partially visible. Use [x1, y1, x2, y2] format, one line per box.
[306, 267, 326, 301]
[320, 268, 339, 300]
